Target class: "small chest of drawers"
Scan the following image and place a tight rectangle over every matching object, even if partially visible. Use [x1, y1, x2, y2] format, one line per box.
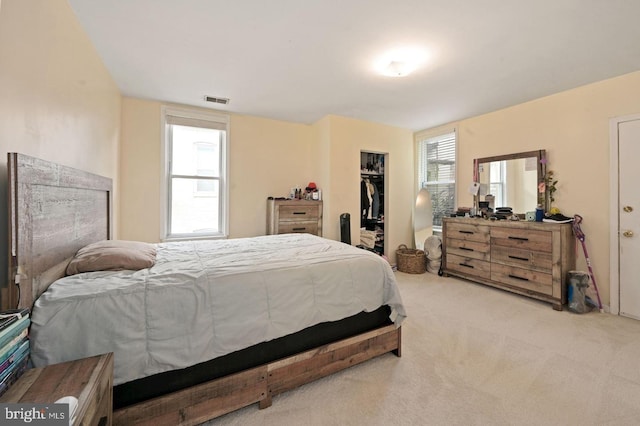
[267, 199, 323, 236]
[442, 218, 575, 310]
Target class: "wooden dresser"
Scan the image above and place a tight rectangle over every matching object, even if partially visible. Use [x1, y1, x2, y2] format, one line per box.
[1, 353, 114, 425]
[267, 199, 323, 236]
[442, 217, 575, 310]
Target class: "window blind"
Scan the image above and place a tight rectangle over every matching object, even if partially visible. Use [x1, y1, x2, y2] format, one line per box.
[417, 131, 456, 228]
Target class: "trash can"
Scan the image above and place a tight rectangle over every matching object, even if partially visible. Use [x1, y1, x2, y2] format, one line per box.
[567, 270, 591, 313]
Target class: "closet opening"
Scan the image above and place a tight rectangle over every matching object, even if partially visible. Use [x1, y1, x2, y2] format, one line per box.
[360, 151, 387, 256]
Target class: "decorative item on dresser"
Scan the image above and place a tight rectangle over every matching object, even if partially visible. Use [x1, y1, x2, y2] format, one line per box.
[266, 198, 323, 236]
[442, 217, 576, 310]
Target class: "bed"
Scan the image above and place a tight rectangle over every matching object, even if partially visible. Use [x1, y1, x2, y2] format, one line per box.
[6, 152, 406, 425]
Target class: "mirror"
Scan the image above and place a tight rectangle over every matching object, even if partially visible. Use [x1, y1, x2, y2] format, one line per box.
[475, 150, 545, 214]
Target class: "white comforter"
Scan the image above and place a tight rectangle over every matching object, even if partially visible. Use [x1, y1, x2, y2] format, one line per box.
[30, 234, 406, 385]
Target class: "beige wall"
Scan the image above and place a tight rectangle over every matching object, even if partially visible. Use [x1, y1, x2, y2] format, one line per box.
[120, 102, 415, 262]
[228, 113, 315, 238]
[119, 99, 162, 242]
[119, 98, 314, 242]
[0, 0, 121, 302]
[318, 115, 415, 262]
[436, 70, 640, 307]
[311, 116, 333, 236]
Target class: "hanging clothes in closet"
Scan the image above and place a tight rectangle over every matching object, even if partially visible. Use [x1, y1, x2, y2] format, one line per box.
[370, 180, 380, 219]
[361, 178, 380, 220]
[361, 178, 370, 220]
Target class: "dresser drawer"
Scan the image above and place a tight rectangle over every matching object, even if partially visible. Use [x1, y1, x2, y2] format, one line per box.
[446, 253, 491, 280]
[491, 263, 553, 295]
[278, 204, 321, 221]
[446, 222, 490, 243]
[491, 227, 552, 252]
[277, 222, 319, 235]
[445, 238, 490, 261]
[267, 199, 323, 236]
[491, 245, 552, 272]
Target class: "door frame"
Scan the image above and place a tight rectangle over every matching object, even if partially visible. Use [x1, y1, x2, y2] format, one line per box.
[609, 113, 640, 316]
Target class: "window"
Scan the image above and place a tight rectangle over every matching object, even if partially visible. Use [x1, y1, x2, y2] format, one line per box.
[162, 107, 228, 240]
[488, 160, 505, 208]
[416, 130, 456, 231]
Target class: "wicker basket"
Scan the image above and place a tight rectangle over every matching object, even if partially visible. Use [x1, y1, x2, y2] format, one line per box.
[396, 244, 427, 274]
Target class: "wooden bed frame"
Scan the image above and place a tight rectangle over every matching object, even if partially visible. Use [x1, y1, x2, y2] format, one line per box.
[7, 152, 402, 425]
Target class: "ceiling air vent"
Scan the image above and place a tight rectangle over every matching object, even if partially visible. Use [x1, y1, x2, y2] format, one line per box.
[204, 96, 230, 105]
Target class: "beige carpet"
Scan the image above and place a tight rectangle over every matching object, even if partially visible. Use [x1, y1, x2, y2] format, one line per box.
[205, 272, 640, 426]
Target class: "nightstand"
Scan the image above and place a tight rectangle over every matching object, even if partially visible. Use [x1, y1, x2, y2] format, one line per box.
[0, 353, 114, 425]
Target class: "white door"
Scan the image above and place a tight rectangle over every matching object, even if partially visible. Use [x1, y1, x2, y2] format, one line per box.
[619, 118, 640, 319]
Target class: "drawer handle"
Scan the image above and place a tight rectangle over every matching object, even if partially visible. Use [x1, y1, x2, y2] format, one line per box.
[459, 230, 474, 234]
[293, 212, 307, 215]
[292, 227, 306, 231]
[459, 247, 474, 251]
[508, 274, 529, 281]
[508, 255, 529, 262]
[459, 263, 474, 269]
[508, 236, 529, 241]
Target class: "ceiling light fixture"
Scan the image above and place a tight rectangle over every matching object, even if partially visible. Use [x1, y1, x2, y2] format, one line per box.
[374, 47, 429, 77]
[385, 60, 412, 77]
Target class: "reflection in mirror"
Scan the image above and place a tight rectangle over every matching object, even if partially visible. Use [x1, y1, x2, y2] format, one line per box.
[476, 150, 545, 214]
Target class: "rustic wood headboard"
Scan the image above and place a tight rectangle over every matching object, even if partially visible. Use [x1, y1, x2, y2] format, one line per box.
[6, 153, 113, 310]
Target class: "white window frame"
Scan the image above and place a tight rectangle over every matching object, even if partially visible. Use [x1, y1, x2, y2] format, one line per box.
[161, 106, 229, 241]
[488, 160, 506, 208]
[415, 127, 457, 233]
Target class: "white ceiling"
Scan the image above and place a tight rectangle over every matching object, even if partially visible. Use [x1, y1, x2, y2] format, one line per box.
[69, 0, 640, 131]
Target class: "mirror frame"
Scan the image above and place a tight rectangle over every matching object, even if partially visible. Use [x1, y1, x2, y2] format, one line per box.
[475, 149, 546, 209]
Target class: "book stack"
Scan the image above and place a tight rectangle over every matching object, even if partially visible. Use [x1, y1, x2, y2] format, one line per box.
[0, 308, 30, 396]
